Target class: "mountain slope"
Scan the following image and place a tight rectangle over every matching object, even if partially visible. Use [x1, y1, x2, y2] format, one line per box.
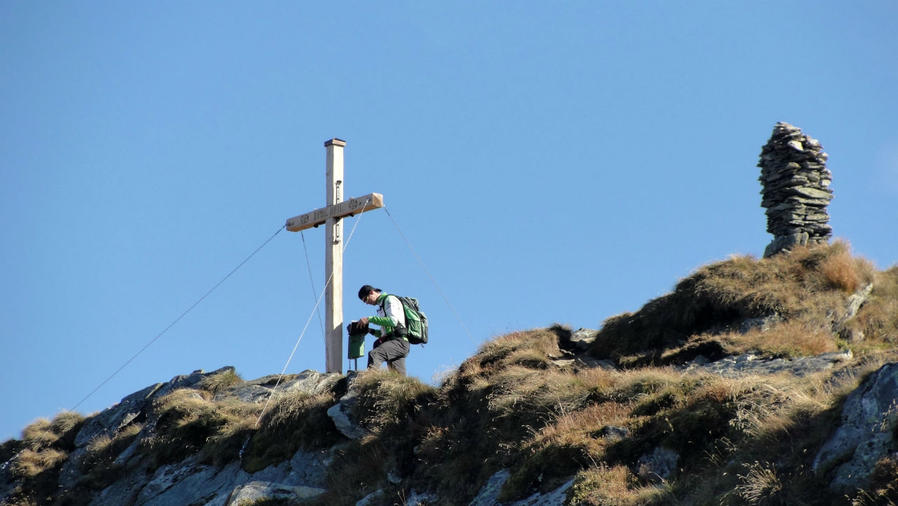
[3, 242, 898, 505]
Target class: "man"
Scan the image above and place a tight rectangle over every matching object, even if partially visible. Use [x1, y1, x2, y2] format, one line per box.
[357, 284, 410, 375]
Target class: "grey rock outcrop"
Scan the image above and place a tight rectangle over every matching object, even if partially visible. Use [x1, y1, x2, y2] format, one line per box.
[227, 480, 325, 505]
[326, 372, 369, 440]
[813, 362, 898, 492]
[226, 370, 340, 404]
[83, 436, 329, 505]
[469, 469, 512, 506]
[759, 122, 833, 257]
[470, 469, 575, 506]
[44, 367, 337, 506]
[637, 447, 679, 483]
[74, 367, 237, 449]
[553, 327, 616, 370]
[683, 350, 852, 378]
[833, 283, 874, 342]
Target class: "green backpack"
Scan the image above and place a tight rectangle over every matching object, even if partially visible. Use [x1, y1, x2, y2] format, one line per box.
[383, 295, 429, 345]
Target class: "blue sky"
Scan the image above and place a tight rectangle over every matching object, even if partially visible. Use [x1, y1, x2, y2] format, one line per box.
[2, 2, 896, 442]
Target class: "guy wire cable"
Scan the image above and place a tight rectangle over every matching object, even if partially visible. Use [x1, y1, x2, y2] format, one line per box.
[253, 199, 371, 428]
[300, 230, 326, 338]
[383, 206, 476, 344]
[71, 224, 285, 412]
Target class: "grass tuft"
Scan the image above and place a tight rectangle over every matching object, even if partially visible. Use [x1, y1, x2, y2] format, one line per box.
[242, 389, 338, 473]
[21, 419, 58, 451]
[9, 448, 67, 479]
[197, 367, 243, 394]
[735, 461, 783, 505]
[352, 370, 437, 434]
[140, 388, 261, 469]
[81, 423, 143, 488]
[568, 464, 667, 505]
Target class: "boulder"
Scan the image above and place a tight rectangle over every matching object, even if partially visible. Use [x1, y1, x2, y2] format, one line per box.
[226, 370, 340, 404]
[470, 469, 511, 506]
[326, 372, 369, 440]
[470, 469, 574, 506]
[226, 480, 325, 505]
[813, 362, 898, 492]
[281, 370, 342, 396]
[405, 489, 439, 504]
[637, 446, 679, 483]
[356, 488, 385, 505]
[74, 382, 163, 448]
[566, 328, 599, 352]
[595, 425, 630, 442]
[683, 350, 852, 378]
[88, 459, 153, 506]
[514, 478, 575, 505]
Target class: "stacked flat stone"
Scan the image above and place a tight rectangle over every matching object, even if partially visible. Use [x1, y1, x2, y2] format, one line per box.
[759, 122, 833, 257]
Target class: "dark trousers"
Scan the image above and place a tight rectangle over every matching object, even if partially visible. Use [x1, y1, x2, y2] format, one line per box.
[368, 338, 410, 375]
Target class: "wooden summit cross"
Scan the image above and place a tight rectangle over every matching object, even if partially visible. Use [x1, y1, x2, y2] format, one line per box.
[285, 138, 384, 374]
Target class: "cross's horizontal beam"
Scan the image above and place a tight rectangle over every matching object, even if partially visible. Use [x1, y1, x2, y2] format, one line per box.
[285, 192, 384, 232]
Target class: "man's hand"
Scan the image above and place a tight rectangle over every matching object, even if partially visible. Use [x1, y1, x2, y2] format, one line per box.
[359, 317, 369, 325]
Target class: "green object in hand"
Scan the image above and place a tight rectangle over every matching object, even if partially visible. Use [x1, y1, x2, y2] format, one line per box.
[348, 333, 365, 359]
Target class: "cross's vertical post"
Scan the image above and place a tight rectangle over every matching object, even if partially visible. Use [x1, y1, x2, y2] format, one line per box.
[324, 138, 345, 374]
[285, 139, 384, 375]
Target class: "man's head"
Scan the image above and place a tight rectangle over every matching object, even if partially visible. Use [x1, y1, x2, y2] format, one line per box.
[358, 285, 381, 305]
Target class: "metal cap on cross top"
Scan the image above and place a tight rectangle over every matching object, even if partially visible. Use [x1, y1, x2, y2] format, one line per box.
[284, 138, 384, 374]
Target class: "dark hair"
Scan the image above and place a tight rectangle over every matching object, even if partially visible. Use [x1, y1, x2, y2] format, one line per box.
[358, 285, 380, 300]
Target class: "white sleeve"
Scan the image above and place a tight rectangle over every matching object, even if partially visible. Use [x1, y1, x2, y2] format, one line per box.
[384, 295, 407, 327]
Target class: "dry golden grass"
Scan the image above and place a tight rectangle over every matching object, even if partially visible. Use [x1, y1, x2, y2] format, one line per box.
[242, 389, 340, 473]
[721, 319, 839, 357]
[141, 388, 261, 469]
[21, 419, 58, 450]
[531, 402, 631, 458]
[352, 369, 436, 432]
[47, 411, 83, 438]
[574, 366, 621, 394]
[87, 423, 142, 456]
[820, 246, 871, 293]
[79, 423, 144, 489]
[85, 433, 112, 455]
[612, 367, 682, 397]
[852, 456, 898, 505]
[592, 242, 877, 366]
[497, 363, 844, 505]
[735, 461, 783, 505]
[9, 448, 67, 479]
[469, 329, 562, 374]
[7, 240, 892, 505]
[845, 266, 898, 348]
[196, 367, 243, 394]
[8, 411, 85, 481]
[568, 464, 668, 505]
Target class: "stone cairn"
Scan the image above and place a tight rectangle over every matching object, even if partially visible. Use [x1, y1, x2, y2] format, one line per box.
[758, 122, 833, 257]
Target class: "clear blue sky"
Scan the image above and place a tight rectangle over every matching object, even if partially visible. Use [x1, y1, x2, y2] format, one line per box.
[2, 2, 896, 441]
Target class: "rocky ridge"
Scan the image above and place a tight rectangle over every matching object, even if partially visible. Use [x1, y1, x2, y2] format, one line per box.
[4, 324, 898, 505]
